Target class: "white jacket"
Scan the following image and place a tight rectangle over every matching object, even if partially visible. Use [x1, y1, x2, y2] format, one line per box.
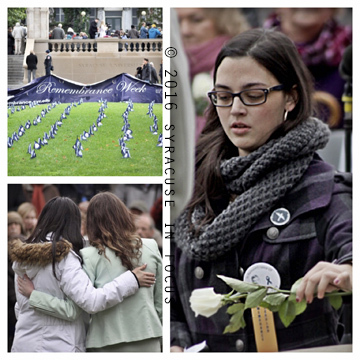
[12, 24, 25, 39]
[9, 238, 138, 352]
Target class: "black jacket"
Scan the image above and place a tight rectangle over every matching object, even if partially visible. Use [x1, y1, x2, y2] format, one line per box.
[26, 54, 38, 70]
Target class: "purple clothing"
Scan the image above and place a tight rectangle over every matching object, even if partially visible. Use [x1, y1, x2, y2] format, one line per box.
[171, 154, 352, 351]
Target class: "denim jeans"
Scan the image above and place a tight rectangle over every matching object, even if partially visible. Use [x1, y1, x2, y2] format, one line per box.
[27, 69, 36, 83]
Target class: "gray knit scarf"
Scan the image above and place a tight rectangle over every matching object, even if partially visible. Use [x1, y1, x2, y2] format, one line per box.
[174, 118, 330, 261]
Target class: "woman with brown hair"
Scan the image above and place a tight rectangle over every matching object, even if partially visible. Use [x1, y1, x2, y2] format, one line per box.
[17, 192, 162, 352]
[170, 28, 352, 352]
[10, 196, 155, 352]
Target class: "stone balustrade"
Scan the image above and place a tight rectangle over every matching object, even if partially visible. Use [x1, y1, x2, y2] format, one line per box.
[47, 38, 162, 53]
[23, 38, 162, 84]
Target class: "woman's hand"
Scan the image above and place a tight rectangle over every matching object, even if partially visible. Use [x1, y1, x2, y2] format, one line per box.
[132, 264, 156, 287]
[296, 261, 352, 304]
[17, 274, 35, 298]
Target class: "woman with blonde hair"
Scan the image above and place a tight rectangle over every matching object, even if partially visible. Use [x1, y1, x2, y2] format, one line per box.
[98, 20, 107, 38]
[176, 8, 250, 139]
[17, 202, 37, 236]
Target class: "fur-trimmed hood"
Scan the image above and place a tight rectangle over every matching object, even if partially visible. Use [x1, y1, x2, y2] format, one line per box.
[9, 238, 73, 267]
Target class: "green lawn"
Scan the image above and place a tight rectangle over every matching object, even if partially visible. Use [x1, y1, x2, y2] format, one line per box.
[8, 101, 162, 176]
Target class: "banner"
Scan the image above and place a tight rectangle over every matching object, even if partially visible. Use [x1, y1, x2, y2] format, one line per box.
[8, 73, 162, 105]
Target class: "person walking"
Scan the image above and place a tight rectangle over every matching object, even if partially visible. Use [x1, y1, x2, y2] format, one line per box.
[26, 51, 38, 83]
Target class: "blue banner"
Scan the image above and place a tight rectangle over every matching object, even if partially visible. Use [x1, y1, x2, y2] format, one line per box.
[8, 73, 162, 105]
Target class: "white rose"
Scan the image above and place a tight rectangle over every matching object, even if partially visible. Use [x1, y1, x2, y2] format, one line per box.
[192, 72, 213, 99]
[190, 287, 223, 318]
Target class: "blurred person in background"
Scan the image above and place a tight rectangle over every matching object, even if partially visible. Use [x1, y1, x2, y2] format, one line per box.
[176, 8, 250, 139]
[263, 8, 352, 128]
[135, 212, 162, 254]
[8, 212, 26, 240]
[17, 202, 37, 237]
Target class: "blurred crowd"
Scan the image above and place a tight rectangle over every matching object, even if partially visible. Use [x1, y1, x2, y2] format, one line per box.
[49, 21, 162, 40]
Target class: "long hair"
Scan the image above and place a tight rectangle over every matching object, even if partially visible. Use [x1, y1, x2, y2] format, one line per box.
[86, 192, 142, 270]
[27, 197, 84, 278]
[188, 28, 315, 227]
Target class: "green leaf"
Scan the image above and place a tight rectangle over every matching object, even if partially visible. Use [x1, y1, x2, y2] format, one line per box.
[245, 288, 267, 309]
[328, 294, 343, 310]
[217, 275, 261, 293]
[223, 306, 246, 333]
[259, 301, 281, 313]
[278, 299, 297, 328]
[293, 298, 307, 316]
[227, 303, 245, 315]
[263, 292, 288, 306]
[288, 277, 303, 302]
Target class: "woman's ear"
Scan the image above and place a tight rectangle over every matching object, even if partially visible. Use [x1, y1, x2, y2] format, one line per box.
[285, 85, 298, 112]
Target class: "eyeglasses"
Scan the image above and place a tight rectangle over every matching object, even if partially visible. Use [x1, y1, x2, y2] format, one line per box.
[208, 85, 285, 107]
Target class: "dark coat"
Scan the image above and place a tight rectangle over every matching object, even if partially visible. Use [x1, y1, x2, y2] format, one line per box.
[89, 20, 98, 39]
[171, 155, 352, 352]
[44, 54, 52, 75]
[26, 53, 38, 70]
[149, 66, 159, 84]
[141, 63, 150, 81]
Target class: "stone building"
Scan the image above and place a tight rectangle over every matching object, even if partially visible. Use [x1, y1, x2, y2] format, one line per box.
[22, 7, 162, 84]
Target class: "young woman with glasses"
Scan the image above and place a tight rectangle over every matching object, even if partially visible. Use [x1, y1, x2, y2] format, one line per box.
[170, 28, 352, 352]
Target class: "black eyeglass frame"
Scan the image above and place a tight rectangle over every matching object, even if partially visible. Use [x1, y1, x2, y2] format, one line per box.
[207, 84, 285, 107]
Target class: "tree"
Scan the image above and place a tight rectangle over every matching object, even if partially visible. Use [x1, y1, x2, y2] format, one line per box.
[63, 8, 90, 34]
[137, 8, 162, 29]
[8, 8, 27, 27]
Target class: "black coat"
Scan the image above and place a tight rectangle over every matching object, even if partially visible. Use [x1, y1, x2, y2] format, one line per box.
[89, 20, 98, 39]
[26, 53, 38, 70]
[150, 66, 159, 84]
[141, 63, 150, 81]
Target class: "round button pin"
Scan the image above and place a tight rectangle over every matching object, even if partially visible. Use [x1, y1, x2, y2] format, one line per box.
[244, 262, 281, 290]
[270, 208, 291, 226]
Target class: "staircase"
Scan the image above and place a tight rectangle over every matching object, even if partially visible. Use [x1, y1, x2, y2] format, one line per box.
[8, 55, 25, 90]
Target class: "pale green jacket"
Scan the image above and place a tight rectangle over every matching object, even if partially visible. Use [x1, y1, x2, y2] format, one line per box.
[29, 238, 162, 348]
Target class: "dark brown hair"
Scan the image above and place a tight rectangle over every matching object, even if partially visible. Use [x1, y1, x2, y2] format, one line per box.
[86, 192, 142, 270]
[26, 197, 84, 278]
[188, 28, 315, 227]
